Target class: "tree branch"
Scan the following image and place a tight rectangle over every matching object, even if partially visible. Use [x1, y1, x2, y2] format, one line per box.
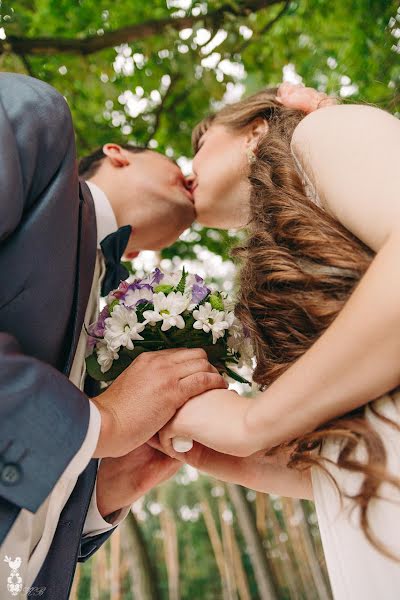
[144, 73, 181, 144]
[1, 0, 283, 57]
[19, 53, 35, 77]
[237, 0, 291, 54]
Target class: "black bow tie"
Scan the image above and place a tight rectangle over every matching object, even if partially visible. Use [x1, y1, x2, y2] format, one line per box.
[100, 225, 132, 296]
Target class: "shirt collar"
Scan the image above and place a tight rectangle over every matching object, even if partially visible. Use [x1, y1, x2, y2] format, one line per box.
[86, 181, 118, 249]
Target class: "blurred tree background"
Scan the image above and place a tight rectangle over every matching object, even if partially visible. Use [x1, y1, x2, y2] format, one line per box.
[1, 0, 399, 598]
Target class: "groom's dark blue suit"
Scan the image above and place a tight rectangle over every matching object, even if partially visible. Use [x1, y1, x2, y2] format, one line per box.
[0, 73, 114, 598]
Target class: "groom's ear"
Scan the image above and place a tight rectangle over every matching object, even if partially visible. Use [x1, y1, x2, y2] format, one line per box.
[102, 143, 131, 168]
[244, 118, 269, 150]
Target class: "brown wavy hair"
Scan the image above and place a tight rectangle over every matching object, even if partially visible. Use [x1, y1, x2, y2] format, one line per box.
[193, 88, 400, 559]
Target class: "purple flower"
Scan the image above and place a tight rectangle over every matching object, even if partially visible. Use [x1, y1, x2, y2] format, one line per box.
[135, 298, 149, 306]
[123, 283, 154, 307]
[128, 280, 152, 292]
[87, 305, 110, 347]
[108, 280, 130, 301]
[150, 268, 164, 285]
[192, 283, 210, 304]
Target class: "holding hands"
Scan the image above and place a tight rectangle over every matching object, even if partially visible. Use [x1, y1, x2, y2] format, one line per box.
[91, 348, 227, 517]
[158, 388, 258, 458]
[92, 347, 227, 459]
[150, 390, 313, 501]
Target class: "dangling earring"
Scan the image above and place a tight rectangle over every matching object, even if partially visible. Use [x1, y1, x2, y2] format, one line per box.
[246, 147, 256, 165]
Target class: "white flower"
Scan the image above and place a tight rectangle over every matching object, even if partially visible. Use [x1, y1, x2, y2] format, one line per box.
[104, 304, 145, 352]
[226, 315, 254, 367]
[123, 286, 154, 308]
[96, 342, 119, 373]
[158, 272, 181, 287]
[222, 293, 236, 313]
[237, 336, 254, 368]
[143, 291, 189, 331]
[227, 312, 244, 337]
[193, 302, 230, 344]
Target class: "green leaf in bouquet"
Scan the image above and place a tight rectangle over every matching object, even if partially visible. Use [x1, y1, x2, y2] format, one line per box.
[86, 350, 133, 382]
[108, 298, 120, 313]
[200, 339, 228, 364]
[85, 353, 105, 381]
[209, 292, 225, 311]
[136, 302, 154, 321]
[175, 267, 187, 294]
[154, 284, 175, 294]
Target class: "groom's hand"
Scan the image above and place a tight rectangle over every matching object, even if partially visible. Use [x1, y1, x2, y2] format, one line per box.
[91, 348, 227, 458]
[96, 443, 180, 518]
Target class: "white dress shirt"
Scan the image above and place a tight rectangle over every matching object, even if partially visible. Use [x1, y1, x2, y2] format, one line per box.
[0, 182, 129, 597]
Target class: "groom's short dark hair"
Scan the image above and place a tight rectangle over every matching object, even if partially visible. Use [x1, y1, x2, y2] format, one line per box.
[78, 143, 147, 179]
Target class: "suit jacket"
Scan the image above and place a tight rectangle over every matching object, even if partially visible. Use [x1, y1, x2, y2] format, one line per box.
[0, 73, 112, 598]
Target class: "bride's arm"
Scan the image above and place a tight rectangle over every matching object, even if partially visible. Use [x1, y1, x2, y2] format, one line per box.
[245, 104, 400, 449]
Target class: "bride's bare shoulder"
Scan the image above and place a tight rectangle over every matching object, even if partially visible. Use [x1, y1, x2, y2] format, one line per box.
[291, 103, 399, 155]
[290, 104, 400, 251]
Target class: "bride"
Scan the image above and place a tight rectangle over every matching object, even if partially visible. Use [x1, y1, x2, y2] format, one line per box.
[154, 83, 400, 598]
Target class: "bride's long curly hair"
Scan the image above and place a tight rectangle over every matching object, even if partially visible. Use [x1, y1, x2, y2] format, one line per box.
[193, 88, 400, 559]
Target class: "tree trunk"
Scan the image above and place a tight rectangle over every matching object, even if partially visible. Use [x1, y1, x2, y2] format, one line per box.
[291, 499, 332, 600]
[219, 499, 239, 600]
[159, 506, 180, 600]
[226, 484, 278, 600]
[265, 497, 298, 598]
[200, 498, 231, 600]
[121, 512, 159, 600]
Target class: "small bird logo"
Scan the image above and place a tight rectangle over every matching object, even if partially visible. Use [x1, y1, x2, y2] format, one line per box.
[4, 556, 23, 596]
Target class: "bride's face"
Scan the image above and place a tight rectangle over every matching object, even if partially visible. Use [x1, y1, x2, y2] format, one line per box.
[189, 124, 251, 229]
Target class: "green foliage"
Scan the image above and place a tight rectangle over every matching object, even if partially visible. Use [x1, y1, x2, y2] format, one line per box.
[175, 266, 187, 293]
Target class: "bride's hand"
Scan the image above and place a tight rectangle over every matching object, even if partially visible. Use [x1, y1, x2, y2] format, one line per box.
[276, 82, 338, 113]
[158, 389, 259, 458]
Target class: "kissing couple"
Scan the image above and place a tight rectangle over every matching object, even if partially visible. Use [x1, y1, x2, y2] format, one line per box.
[1, 73, 400, 600]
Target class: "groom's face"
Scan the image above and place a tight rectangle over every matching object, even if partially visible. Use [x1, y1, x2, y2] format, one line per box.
[100, 147, 195, 253]
[127, 151, 195, 251]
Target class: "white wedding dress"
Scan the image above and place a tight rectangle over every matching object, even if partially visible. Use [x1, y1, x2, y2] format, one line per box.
[290, 107, 400, 599]
[311, 394, 400, 599]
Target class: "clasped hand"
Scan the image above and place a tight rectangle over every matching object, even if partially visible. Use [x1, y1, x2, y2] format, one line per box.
[91, 348, 227, 518]
[158, 388, 261, 459]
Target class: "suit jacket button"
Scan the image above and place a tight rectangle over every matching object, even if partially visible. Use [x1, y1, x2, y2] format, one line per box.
[0, 463, 21, 485]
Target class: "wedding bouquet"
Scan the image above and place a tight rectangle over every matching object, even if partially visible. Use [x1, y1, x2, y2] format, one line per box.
[86, 268, 253, 385]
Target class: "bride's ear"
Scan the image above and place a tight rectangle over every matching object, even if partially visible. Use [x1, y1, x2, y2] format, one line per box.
[244, 118, 269, 151]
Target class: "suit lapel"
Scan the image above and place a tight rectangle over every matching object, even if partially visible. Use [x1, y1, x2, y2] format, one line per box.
[63, 181, 97, 376]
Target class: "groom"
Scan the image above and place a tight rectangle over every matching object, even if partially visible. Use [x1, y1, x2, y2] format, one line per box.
[0, 73, 225, 599]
